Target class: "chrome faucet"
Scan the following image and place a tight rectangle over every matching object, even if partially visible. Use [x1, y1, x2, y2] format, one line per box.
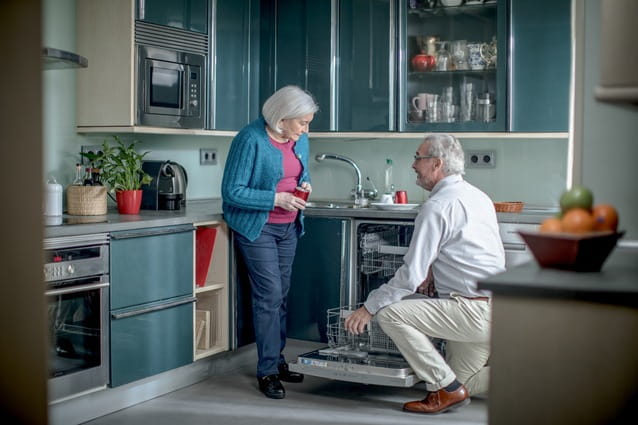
[315, 153, 377, 204]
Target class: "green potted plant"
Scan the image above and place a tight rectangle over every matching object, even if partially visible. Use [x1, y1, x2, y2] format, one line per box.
[81, 135, 153, 214]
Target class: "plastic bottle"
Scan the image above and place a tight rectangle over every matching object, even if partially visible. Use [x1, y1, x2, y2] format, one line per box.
[384, 158, 394, 194]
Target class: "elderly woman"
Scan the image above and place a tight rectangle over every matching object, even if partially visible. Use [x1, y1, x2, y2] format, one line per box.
[221, 86, 319, 399]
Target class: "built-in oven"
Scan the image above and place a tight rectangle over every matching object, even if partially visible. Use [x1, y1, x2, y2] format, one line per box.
[135, 21, 208, 129]
[44, 234, 110, 403]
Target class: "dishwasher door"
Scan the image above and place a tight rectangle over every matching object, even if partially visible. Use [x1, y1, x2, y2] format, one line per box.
[289, 220, 423, 387]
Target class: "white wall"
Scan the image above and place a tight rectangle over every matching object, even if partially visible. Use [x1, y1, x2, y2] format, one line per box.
[580, 0, 638, 239]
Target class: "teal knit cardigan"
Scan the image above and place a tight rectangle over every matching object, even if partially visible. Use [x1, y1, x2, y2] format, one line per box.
[221, 117, 310, 241]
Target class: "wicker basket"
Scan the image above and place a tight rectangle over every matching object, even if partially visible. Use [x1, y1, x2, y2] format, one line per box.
[66, 185, 108, 215]
[494, 201, 524, 213]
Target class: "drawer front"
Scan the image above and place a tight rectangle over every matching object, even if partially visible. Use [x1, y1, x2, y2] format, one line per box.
[110, 226, 193, 309]
[499, 223, 539, 245]
[110, 298, 193, 387]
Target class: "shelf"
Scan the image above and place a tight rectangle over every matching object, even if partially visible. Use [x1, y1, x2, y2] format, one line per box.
[77, 125, 237, 137]
[408, 2, 496, 19]
[194, 287, 228, 360]
[193, 221, 229, 360]
[196, 283, 224, 293]
[408, 69, 496, 78]
[42, 47, 88, 70]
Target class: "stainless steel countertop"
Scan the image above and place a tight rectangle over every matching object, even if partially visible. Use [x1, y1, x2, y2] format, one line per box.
[303, 200, 556, 224]
[44, 199, 224, 238]
[43, 198, 554, 239]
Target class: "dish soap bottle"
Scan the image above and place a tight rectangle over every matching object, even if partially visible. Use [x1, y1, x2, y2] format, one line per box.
[384, 158, 394, 194]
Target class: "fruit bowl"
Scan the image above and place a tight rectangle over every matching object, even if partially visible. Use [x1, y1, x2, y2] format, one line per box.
[518, 231, 625, 272]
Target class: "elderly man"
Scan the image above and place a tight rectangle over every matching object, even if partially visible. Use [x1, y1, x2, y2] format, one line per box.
[344, 133, 505, 414]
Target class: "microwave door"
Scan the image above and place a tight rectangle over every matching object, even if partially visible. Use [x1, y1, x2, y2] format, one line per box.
[145, 59, 185, 116]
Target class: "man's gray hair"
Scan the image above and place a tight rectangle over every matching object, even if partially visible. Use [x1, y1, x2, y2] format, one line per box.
[262, 86, 319, 133]
[423, 133, 465, 176]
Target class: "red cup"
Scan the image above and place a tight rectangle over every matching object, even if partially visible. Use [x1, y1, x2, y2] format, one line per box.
[395, 190, 408, 204]
[293, 187, 310, 201]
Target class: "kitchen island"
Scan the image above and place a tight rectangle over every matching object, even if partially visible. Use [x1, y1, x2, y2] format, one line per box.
[478, 250, 638, 425]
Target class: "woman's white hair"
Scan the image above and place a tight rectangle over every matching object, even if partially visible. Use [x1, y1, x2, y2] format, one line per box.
[262, 86, 319, 133]
[423, 133, 465, 176]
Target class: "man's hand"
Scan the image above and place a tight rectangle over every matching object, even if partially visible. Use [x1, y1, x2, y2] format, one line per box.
[343, 306, 373, 335]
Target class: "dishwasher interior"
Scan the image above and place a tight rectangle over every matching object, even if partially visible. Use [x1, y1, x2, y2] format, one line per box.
[289, 220, 426, 387]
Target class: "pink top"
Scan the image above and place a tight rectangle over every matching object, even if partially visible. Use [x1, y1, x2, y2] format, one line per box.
[268, 137, 302, 223]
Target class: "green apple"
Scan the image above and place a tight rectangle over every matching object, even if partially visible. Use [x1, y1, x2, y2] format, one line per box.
[559, 185, 593, 213]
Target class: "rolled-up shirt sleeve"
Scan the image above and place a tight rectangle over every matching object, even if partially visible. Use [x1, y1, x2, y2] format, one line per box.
[364, 202, 445, 315]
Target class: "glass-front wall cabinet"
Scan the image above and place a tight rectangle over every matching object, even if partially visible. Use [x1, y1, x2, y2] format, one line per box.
[138, 0, 209, 34]
[399, 0, 507, 132]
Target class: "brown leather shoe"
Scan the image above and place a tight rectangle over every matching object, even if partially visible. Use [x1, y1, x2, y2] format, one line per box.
[403, 385, 470, 414]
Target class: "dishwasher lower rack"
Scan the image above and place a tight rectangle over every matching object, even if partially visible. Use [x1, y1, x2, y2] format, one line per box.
[326, 307, 400, 354]
[289, 307, 420, 387]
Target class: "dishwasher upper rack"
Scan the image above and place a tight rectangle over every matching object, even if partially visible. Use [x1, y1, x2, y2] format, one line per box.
[359, 225, 412, 277]
[326, 306, 401, 355]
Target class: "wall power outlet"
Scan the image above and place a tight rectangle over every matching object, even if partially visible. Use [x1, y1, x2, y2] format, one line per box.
[466, 151, 496, 168]
[200, 148, 218, 165]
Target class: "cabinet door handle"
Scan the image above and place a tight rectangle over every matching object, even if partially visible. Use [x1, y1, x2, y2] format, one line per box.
[111, 296, 196, 320]
[111, 225, 194, 240]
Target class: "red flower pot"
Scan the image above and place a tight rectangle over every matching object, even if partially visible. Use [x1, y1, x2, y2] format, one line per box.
[116, 190, 143, 214]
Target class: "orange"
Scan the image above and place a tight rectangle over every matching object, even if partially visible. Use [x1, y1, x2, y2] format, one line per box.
[539, 217, 563, 233]
[561, 208, 595, 234]
[592, 204, 619, 232]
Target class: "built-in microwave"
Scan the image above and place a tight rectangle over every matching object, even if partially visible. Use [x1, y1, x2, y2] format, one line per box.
[136, 45, 206, 129]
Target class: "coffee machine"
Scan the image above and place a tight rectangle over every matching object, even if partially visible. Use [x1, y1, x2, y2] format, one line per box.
[141, 160, 188, 210]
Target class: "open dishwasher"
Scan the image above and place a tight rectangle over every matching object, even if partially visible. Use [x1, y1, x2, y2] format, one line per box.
[289, 220, 442, 387]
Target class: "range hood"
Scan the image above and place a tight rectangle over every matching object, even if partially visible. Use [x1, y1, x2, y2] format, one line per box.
[42, 47, 88, 70]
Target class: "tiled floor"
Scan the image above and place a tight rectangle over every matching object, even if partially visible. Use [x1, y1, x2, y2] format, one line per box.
[84, 340, 487, 425]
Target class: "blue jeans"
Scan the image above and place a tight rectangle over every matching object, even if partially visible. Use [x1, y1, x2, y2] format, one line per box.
[235, 223, 299, 378]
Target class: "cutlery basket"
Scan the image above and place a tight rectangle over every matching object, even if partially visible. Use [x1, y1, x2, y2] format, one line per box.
[66, 185, 107, 215]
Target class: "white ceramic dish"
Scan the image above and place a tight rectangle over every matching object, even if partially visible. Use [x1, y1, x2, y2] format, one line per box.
[370, 203, 420, 211]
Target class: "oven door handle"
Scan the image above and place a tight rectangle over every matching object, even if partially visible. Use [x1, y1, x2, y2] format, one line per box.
[111, 296, 197, 320]
[45, 282, 110, 297]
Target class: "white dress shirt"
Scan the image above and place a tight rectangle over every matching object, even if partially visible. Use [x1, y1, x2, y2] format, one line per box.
[364, 174, 505, 315]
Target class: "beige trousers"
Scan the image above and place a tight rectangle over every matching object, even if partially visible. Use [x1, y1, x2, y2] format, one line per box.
[376, 293, 491, 396]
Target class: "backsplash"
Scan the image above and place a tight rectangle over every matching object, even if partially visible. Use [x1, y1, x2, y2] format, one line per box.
[72, 133, 567, 208]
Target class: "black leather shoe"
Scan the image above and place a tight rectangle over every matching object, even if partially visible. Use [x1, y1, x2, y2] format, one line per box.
[258, 374, 285, 399]
[278, 363, 304, 383]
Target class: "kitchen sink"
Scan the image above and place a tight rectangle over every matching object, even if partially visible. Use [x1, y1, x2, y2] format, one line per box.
[305, 201, 368, 209]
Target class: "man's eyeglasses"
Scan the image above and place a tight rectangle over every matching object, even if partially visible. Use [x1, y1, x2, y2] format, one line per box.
[414, 155, 438, 161]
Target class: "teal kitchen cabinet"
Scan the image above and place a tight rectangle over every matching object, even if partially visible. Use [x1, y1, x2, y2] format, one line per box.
[338, 0, 395, 131]
[400, 0, 508, 132]
[138, 0, 209, 34]
[272, 0, 394, 132]
[287, 217, 351, 342]
[213, 0, 265, 130]
[109, 225, 195, 387]
[509, 0, 571, 132]
[274, 0, 332, 131]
